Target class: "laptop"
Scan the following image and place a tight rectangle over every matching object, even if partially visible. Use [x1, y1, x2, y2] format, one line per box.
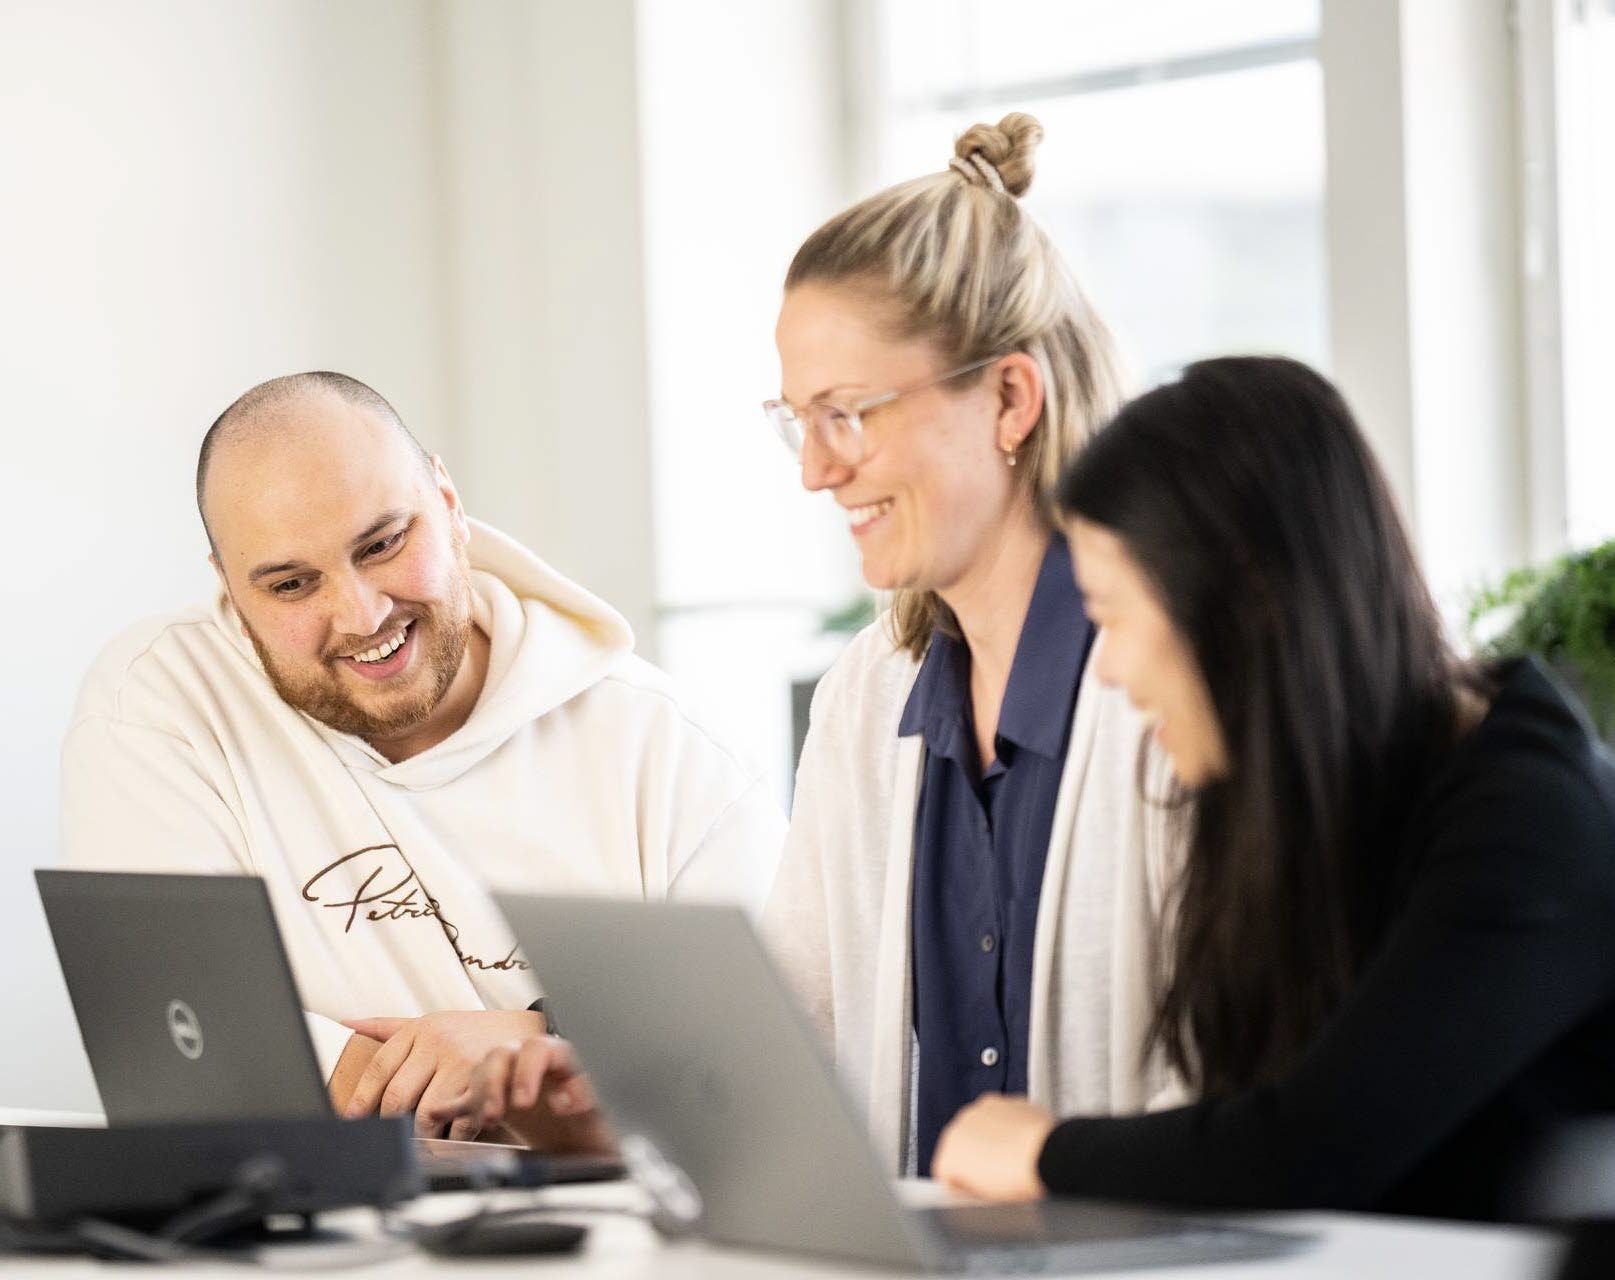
[34, 869, 620, 1190]
[495, 894, 1311, 1274]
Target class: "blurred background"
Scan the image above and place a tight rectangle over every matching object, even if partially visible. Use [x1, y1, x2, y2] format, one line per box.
[1, 0, 1610, 1111]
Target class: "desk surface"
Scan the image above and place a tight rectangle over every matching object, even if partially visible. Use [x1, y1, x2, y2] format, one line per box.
[0, 1108, 103, 1129]
[0, 1180, 1563, 1278]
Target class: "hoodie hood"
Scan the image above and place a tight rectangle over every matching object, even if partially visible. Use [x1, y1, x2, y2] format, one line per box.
[212, 517, 634, 789]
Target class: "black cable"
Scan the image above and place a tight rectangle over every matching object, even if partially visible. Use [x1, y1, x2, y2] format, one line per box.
[59, 1150, 291, 1261]
[65, 1185, 644, 1267]
[69, 1211, 421, 1271]
[58, 1154, 410, 1268]
[67, 1217, 196, 1264]
[10, 1154, 653, 1268]
[159, 1153, 288, 1244]
[0, 1215, 84, 1256]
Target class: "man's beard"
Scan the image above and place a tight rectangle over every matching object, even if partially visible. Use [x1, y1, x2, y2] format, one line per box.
[244, 570, 474, 745]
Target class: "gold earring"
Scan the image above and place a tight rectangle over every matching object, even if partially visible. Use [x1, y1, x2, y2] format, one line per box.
[1004, 446, 1019, 468]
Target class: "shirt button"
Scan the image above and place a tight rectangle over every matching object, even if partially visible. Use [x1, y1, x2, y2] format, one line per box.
[980, 1046, 1000, 1067]
[980, 933, 996, 953]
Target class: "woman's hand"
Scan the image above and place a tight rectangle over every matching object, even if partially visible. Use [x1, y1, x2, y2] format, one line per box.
[933, 1094, 1056, 1201]
[425, 1035, 615, 1154]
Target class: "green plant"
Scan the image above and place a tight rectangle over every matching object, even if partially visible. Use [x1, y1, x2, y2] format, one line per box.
[1468, 539, 1615, 741]
[820, 593, 877, 635]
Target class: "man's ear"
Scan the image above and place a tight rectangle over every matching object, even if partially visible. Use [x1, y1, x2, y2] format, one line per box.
[431, 456, 471, 545]
[208, 552, 251, 641]
[994, 352, 1045, 455]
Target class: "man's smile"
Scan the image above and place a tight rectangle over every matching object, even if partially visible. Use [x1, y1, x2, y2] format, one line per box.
[338, 620, 417, 682]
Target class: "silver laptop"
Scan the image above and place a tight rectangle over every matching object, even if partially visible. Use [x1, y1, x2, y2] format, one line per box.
[34, 870, 619, 1188]
[495, 894, 1310, 1274]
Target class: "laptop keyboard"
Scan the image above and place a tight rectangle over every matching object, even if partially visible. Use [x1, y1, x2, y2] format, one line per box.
[923, 1204, 1309, 1274]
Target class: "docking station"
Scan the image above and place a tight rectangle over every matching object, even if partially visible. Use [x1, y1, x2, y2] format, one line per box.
[0, 1115, 417, 1228]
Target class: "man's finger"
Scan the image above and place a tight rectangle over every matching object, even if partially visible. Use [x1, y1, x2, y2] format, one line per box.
[378, 1048, 436, 1119]
[476, 1046, 517, 1127]
[446, 1112, 482, 1143]
[344, 1026, 417, 1117]
[421, 1086, 472, 1127]
[416, 1076, 467, 1139]
[511, 1037, 557, 1111]
[342, 1016, 409, 1042]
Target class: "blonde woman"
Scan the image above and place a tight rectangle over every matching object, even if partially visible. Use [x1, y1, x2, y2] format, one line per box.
[434, 115, 1182, 1170]
[760, 113, 1182, 1177]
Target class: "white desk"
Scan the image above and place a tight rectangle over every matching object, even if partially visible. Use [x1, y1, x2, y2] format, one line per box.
[0, 1108, 102, 1128]
[0, 1180, 1564, 1278]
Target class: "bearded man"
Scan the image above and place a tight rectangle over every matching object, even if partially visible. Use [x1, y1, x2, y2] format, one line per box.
[60, 371, 784, 1138]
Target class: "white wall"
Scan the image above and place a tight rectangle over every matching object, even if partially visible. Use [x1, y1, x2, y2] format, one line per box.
[436, 1, 659, 652]
[0, 0, 659, 1110]
[1, 0, 456, 1110]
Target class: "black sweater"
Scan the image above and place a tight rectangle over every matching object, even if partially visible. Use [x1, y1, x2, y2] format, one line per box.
[1037, 658, 1615, 1221]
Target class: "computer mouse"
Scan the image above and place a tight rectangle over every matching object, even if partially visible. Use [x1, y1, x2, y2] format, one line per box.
[417, 1216, 588, 1257]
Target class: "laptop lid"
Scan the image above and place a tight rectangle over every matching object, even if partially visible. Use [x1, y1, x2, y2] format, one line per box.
[495, 894, 934, 1269]
[36, 870, 330, 1126]
[496, 897, 1310, 1275]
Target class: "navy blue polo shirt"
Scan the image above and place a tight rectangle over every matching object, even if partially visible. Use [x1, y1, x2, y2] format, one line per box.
[899, 532, 1094, 1175]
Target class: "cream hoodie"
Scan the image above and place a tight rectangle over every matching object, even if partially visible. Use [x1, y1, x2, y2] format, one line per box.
[60, 520, 785, 1077]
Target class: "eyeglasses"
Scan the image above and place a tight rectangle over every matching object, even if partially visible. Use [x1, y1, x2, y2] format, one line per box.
[761, 354, 1004, 466]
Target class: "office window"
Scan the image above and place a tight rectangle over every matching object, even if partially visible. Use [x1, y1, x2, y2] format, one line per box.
[639, 4, 865, 811]
[1560, 0, 1615, 548]
[642, 2, 1332, 805]
[875, 0, 1328, 384]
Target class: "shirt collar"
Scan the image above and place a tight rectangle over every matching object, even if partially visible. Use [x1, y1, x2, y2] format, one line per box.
[897, 533, 1093, 762]
[998, 533, 1092, 758]
[897, 622, 971, 759]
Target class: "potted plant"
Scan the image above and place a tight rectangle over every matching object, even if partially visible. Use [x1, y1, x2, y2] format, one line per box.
[1467, 539, 1615, 744]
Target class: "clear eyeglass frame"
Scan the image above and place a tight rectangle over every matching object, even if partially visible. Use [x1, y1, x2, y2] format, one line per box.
[761, 353, 1005, 466]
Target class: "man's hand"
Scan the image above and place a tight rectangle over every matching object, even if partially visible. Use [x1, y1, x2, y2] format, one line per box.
[425, 1035, 615, 1155]
[932, 1094, 1056, 1202]
[338, 1009, 545, 1138]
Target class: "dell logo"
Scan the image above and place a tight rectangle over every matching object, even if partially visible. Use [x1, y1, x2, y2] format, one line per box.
[165, 999, 204, 1061]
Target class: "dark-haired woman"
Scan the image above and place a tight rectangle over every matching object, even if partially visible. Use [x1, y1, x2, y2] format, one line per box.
[933, 355, 1615, 1221]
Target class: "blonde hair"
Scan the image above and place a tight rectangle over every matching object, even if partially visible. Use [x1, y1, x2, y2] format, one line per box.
[786, 113, 1126, 659]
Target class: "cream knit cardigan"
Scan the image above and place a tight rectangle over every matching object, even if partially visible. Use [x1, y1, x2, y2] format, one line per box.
[764, 618, 1187, 1173]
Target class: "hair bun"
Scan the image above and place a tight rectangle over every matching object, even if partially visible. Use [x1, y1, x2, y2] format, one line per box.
[952, 112, 1044, 198]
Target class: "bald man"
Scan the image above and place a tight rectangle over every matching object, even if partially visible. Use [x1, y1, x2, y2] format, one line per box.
[61, 371, 784, 1139]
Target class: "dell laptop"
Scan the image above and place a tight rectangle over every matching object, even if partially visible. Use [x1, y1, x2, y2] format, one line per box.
[495, 893, 1311, 1274]
[34, 869, 618, 1190]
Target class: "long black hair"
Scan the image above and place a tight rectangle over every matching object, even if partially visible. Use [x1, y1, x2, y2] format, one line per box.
[1058, 356, 1467, 1097]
